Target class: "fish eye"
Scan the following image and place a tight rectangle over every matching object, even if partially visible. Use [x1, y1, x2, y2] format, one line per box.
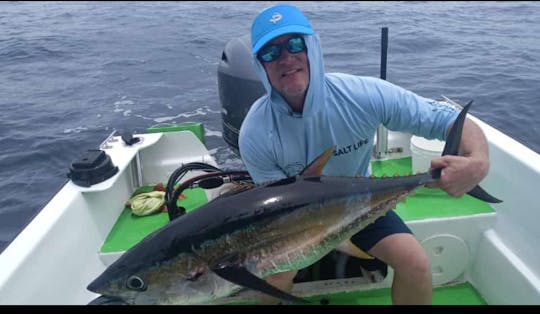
[126, 275, 147, 291]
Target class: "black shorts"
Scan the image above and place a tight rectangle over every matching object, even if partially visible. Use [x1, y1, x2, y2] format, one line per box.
[348, 210, 412, 272]
[350, 209, 412, 252]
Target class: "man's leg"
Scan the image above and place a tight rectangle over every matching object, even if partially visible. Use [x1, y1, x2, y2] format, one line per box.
[256, 270, 298, 305]
[368, 233, 432, 305]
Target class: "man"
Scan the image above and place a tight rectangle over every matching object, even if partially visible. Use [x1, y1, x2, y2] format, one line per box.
[238, 4, 490, 305]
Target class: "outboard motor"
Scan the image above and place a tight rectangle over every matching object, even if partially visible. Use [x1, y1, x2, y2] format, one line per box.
[217, 34, 265, 156]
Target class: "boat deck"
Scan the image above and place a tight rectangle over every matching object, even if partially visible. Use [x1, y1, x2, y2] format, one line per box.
[98, 156, 496, 305]
[222, 282, 487, 305]
[371, 157, 494, 220]
[100, 186, 208, 254]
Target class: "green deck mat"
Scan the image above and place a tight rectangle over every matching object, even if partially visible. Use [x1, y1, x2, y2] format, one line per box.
[305, 282, 487, 305]
[323, 281, 486, 305]
[100, 186, 207, 253]
[370, 157, 494, 221]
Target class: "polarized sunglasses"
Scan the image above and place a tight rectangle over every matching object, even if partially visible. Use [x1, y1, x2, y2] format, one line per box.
[257, 36, 307, 63]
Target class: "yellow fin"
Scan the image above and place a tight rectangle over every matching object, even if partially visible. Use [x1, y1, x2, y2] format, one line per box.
[299, 146, 336, 176]
[336, 239, 374, 260]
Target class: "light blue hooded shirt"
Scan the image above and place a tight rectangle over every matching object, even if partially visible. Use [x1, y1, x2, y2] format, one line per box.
[239, 33, 458, 184]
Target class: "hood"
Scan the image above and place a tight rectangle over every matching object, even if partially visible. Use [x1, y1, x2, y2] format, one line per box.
[252, 33, 326, 118]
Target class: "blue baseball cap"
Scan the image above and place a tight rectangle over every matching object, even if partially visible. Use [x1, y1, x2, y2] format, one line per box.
[251, 4, 314, 54]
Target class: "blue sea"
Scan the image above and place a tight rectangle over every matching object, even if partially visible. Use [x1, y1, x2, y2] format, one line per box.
[1, 1, 539, 253]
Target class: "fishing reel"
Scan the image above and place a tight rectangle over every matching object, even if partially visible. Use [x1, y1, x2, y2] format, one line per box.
[165, 162, 253, 221]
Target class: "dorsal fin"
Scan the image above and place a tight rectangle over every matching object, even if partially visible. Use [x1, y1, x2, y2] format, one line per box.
[299, 146, 336, 176]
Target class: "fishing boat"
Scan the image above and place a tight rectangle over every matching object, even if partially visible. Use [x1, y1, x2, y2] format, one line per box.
[1, 31, 539, 305]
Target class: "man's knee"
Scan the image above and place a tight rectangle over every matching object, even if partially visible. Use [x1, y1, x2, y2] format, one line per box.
[369, 233, 431, 278]
[390, 236, 431, 281]
[399, 248, 431, 280]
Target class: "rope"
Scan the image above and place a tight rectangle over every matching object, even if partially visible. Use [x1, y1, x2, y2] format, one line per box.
[127, 191, 166, 216]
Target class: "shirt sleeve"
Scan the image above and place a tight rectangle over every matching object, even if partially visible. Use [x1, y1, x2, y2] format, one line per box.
[359, 77, 459, 140]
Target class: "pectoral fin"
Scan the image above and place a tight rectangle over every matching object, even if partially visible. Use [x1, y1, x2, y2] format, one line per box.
[211, 265, 310, 304]
[337, 239, 374, 260]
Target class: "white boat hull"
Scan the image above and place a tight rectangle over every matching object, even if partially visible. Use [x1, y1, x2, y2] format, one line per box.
[1, 115, 539, 305]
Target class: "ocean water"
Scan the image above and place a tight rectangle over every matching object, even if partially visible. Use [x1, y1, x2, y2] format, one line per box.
[1, 1, 539, 253]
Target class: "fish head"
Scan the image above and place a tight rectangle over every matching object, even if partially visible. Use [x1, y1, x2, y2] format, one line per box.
[87, 262, 176, 304]
[87, 262, 224, 304]
[87, 245, 222, 304]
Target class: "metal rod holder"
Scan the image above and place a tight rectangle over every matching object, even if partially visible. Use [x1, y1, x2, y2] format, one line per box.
[374, 27, 389, 159]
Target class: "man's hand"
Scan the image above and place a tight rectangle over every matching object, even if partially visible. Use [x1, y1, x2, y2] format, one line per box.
[429, 154, 489, 197]
[427, 118, 490, 197]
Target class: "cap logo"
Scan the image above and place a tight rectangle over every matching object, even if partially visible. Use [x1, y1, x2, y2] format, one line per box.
[269, 12, 282, 24]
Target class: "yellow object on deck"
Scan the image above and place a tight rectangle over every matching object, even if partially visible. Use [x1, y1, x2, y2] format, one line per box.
[127, 191, 166, 216]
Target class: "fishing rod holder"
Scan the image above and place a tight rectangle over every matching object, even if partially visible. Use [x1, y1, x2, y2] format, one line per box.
[373, 27, 389, 160]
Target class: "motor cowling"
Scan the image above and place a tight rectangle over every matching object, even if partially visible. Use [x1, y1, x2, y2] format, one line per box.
[217, 34, 265, 156]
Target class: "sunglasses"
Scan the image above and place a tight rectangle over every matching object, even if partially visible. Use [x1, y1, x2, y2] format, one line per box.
[257, 36, 307, 63]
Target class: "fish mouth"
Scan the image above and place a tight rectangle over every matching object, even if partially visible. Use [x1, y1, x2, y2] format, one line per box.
[88, 295, 130, 305]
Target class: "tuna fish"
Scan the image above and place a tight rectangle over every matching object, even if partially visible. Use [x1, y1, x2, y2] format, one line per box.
[87, 101, 500, 305]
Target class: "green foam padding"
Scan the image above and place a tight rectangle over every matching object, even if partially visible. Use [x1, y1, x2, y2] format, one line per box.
[146, 122, 205, 145]
[100, 186, 207, 253]
[370, 157, 494, 221]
